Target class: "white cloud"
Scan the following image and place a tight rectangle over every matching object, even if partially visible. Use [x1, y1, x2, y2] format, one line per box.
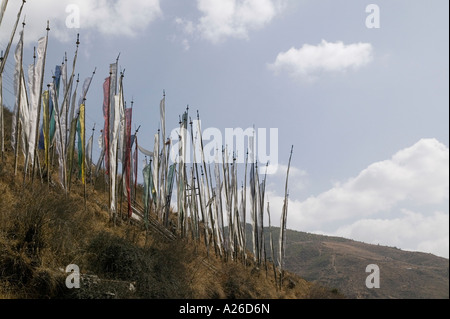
[268, 40, 374, 82]
[175, 18, 195, 36]
[177, 0, 286, 44]
[181, 39, 190, 51]
[265, 139, 449, 258]
[266, 163, 308, 196]
[294, 139, 448, 227]
[332, 210, 449, 258]
[0, 0, 162, 44]
[174, 18, 195, 51]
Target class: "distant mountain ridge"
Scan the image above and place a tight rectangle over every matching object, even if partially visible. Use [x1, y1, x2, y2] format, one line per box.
[246, 225, 449, 299]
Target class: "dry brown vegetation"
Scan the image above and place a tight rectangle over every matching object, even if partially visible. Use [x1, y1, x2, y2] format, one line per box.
[0, 177, 337, 299]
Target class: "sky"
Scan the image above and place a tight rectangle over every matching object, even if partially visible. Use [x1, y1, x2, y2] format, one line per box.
[1, 0, 448, 258]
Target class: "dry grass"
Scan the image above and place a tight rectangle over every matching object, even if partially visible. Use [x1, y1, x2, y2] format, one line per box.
[0, 172, 324, 299]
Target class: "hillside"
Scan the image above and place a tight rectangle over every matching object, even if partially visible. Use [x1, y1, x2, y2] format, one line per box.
[256, 227, 449, 299]
[3, 103, 447, 300]
[0, 106, 341, 300]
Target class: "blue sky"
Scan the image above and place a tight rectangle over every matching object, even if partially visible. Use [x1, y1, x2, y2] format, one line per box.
[1, 0, 448, 258]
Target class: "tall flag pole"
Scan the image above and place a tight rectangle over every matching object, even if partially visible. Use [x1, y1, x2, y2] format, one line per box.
[63, 53, 69, 138]
[242, 150, 248, 264]
[47, 65, 61, 149]
[190, 113, 208, 248]
[67, 74, 79, 145]
[177, 109, 189, 236]
[267, 202, 278, 289]
[94, 129, 105, 180]
[0, 51, 4, 162]
[3, 7, 27, 173]
[75, 70, 95, 175]
[0, 38, 4, 151]
[87, 123, 95, 184]
[67, 110, 78, 190]
[133, 127, 140, 206]
[79, 102, 86, 206]
[278, 145, 293, 289]
[23, 46, 36, 178]
[31, 21, 50, 183]
[160, 91, 167, 219]
[102, 73, 111, 212]
[118, 72, 126, 166]
[12, 22, 26, 176]
[0, 0, 25, 75]
[110, 80, 121, 223]
[68, 68, 96, 189]
[117, 70, 125, 219]
[51, 82, 67, 191]
[43, 85, 50, 186]
[77, 96, 84, 183]
[0, 0, 14, 162]
[108, 57, 119, 220]
[153, 130, 160, 217]
[12, 44, 21, 174]
[55, 34, 80, 190]
[125, 106, 132, 218]
[65, 74, 79, 190]
[0, 0, 8, 28]
[142, 161, 151, 229]
[112, 58, 121, 222]
[61, 34, 81, 147]
[78, 68, 96, 107]
[196, 111, 216, 250]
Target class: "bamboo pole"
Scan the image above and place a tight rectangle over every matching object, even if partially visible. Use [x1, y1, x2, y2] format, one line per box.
[13, 22, 26, 176]
[0, 70, 3, 162]
[22, 46, 36, 183]
[0, 0, 25, 75]
[116, 72, 124, 221]
[45, 84, 50, 188]
[107, 67, 112, 222]
[279, 145, 293, 289]
[59, 34, 81, 191]
[197, 111, 219, 256]
[260, 163, 269, 271]
[242, 151, 248, 265]
[63, 53, 69, 146]
[190, 115, 208, 249]
[222, 146, 232, 260]
[89, 123, 95, 184]
[32, 21, 50, 184]
[133, 127, 140, 206]
[0, 0, 9, 29]
[83, 103, 86, 210]
[51, 83, 68, 192]
[267, 203, 279, 290]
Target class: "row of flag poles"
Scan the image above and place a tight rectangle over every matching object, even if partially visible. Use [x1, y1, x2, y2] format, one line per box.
[138, 100, 294, 288]
[0, 1, 294, 289]
[100, 59, 137, 221]
[0, 1, 99, 203]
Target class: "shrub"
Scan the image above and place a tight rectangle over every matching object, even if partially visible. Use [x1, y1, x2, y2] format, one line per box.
[307, 284, 345, 299]
[86, 231, 148, 281]
[84, 231, 193, 299]
[220, 263, 256, 299]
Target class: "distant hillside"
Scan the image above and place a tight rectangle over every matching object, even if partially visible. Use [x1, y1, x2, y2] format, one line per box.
[251, 226, 449, 299]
